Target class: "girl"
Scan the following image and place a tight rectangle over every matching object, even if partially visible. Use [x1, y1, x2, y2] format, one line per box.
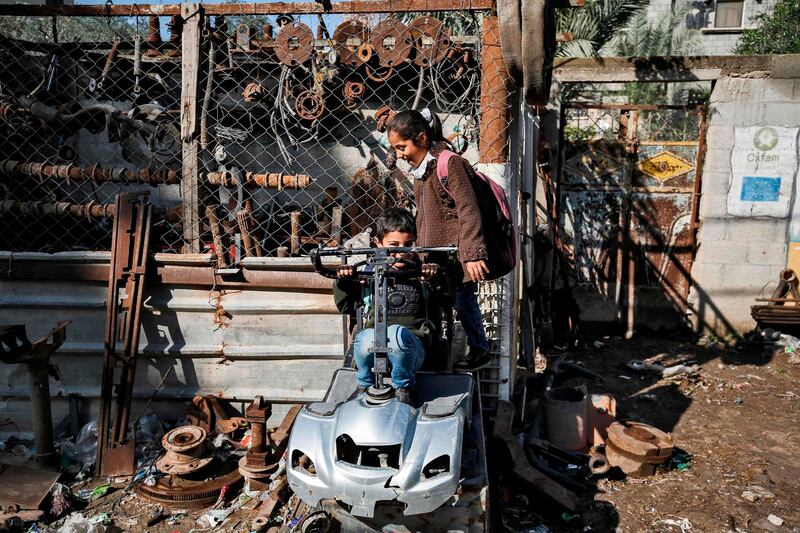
[386, 108, 491, 371]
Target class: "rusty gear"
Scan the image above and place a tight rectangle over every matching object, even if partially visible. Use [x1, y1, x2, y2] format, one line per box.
[370, 19, 413, 67]
[332, 20, 369, 67]
[408, 16, 451, 67]
[275, 22, 314, 67]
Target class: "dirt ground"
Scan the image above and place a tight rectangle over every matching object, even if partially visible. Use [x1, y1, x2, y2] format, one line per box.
[521, 333, 800, 533]
[4, 334, 799, 533]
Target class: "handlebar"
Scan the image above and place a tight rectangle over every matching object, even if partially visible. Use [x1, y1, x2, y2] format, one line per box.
[310, 245, 458, 279]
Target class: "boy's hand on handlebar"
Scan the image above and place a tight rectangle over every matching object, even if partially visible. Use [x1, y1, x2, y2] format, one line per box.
[465, 260, 489, 282]
[421, 263, 439, 279]
[336, 265, 356, 278]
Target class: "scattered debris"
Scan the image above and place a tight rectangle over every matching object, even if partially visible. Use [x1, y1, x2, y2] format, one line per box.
[742, 485, 775, 502]
[627, 359, 697, 378]
[767, 514, 784, 526]
[605, 421, 673, 477]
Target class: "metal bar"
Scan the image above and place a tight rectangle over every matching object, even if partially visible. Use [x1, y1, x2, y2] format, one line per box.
[637, 140, 700, 146]
[0, 160, 180, 185]
[0, 0, 583, 17]
[564, 103, 705, 111]
[686, 107, 707, 300]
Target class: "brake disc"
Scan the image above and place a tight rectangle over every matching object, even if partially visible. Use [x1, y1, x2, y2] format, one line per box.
[332, 20, 369, 67]
[408, 16, 451, 67]
[369, 19, 413, 67]
[275, 22, 315, 67]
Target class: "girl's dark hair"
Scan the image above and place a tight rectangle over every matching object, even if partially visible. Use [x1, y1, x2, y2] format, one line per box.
[387, 110, 445, 147]
[374, 207, 417, 240]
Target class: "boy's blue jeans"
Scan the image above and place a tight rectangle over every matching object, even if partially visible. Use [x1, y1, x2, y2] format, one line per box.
[353, 324, 425, 389]
[454, 282, 489, 353]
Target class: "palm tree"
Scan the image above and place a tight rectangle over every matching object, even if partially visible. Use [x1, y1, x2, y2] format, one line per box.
[556, 0, 650, 57]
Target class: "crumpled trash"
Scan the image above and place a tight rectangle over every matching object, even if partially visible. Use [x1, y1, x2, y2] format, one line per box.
[197, 508, 234, 528]
[627, 359, 696, 378]
[60, 420, 98, 468]
[653, 517, 693, 532]
[49, 483, 74, 518]
[670, 450, 693, 471]
[88, 483, 110, 500]
[135, 414, 165, 455]
[57, 513, 107, 533]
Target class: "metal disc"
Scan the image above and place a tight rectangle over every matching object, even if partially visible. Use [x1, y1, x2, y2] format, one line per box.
[369, 19, 413, 67]
[408, 17, 451, 67]
[275, 23, 315, 67]
[332, 20, 369, 67]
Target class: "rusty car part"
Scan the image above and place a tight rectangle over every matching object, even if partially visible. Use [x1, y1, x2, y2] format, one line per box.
[237, 210, 259, 258]
[237, 23, 255, 51]
[239, 396, 278, 483]
[251, 477, 289, 530]
[97, 38, 120, 91]
[144, 15, 163, 57]
[166, 15, 183, 57]
[343, 81, 365, 108]
[408, 16, 451, 67]
[332, 20, 368, 66]
[275, 22, 314, 67]
[605, 421, 673, 477]
[186, 394, 248, 436]
[369, 18, 412, 67]
[374, 105, 395, 133]
[270, 404, 302, 449]
[751, 269, 800, 327]
[0, 200, 115, 219]
[96, 193, 153, 477]
[494, 400, 581, 511]
[0, 160, 180, 185]
[293, 89, 325, 121]
[0, 465, 61, 510]
[137, 464, 243, 507]
[243, 82, 268, 103]
[156, 426, 213, 475]
[0, 322, 70, 467]
[207, 170, 312, 189]
[365, 64, 394, 83]
[262, 23, 274, 40]
[356, 43, 374, 63]
[206, 206, 228, 269]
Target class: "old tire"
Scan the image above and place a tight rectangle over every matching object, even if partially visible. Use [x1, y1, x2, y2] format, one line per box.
[497, 0, 524, 87]
[521, 0, 556, 105]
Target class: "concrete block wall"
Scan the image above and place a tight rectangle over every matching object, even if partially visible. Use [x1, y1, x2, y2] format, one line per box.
[689, 76, 800, 336]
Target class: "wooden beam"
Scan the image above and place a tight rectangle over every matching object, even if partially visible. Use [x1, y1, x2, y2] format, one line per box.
[552, 55, 800, 83]
[180, 2, 202, 254]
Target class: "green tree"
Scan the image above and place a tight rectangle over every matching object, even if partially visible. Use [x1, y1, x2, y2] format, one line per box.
[556, 0, 650, 57]
[0, 16, 138, 43]
[734, 0, 800, 55]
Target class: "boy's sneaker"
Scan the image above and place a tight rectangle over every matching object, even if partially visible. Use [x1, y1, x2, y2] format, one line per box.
[454, 348, 492, 371]
[396, 387, 415, 406]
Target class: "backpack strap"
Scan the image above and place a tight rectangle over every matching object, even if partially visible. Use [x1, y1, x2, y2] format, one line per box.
[435, 149, 457, 197]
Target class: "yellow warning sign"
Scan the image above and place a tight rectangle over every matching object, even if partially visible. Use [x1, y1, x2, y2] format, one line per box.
[637, 151, 694, 182]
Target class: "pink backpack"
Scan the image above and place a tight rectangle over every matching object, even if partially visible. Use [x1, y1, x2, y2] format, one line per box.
[436, 150, 518, 281]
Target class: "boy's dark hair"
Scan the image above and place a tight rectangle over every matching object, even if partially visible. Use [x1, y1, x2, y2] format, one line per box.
[387, 110, 445, 147]
[375, 207, 417, 239]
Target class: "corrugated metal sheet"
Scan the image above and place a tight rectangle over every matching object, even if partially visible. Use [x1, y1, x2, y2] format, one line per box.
[0, 253, 344, 436]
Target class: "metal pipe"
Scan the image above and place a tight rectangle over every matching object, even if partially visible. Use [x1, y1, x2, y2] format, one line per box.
[0, 200, 181, 221]
[206, 205, 228, 268]
[28, 357, 56, 465]
[1, 159, 180, 185]
[207, 170, 312, 189]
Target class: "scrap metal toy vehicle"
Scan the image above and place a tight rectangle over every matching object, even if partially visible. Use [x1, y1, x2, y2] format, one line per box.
[287, 245, 488, 530]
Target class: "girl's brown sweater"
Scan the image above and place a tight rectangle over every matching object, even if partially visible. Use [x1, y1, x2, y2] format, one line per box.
[413, 142, 488, 283]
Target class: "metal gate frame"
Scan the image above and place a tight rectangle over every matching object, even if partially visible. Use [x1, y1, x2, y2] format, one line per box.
[555, 103, 708, 335]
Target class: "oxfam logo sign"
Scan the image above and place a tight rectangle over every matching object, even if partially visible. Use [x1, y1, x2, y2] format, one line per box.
[753, 127, 779, 151]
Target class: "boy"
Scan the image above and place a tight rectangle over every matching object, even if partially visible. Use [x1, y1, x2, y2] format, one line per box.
[334, 207, 446, 405]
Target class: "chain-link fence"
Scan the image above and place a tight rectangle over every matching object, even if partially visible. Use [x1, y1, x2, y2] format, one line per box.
[0, 8, 511, 259]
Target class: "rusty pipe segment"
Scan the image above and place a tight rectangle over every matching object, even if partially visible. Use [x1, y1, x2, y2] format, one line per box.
[207, 170, 312, 189]
[166, 15, 183, 57]
[275, 22, 314, 67]
[332, 20, 369, 67]
[374, 105, 396, 133]
[0, 200, 182, 222]
[408, 16, 452, 67]
[145, 15, 163, 57]
[370, 19, 413, 67]
[293, 89, 325, 121]
[1, 160, 180, 185]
